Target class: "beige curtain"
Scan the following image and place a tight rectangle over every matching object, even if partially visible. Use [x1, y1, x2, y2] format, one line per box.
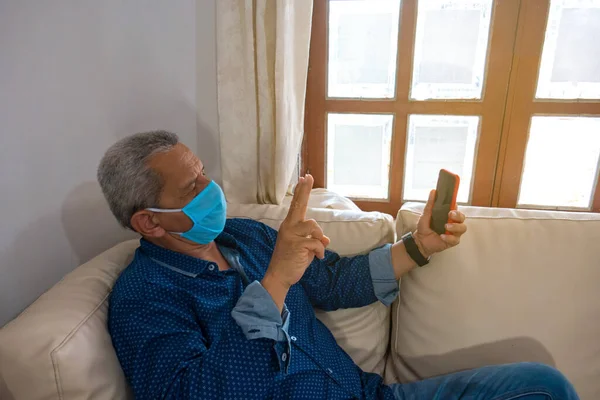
[216, 0, 314, 204]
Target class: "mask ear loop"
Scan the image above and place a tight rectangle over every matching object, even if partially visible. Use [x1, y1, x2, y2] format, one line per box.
[146, 208, 185, 235]
[146, 208, 183, 213]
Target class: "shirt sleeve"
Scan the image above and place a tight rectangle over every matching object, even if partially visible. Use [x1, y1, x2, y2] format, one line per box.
[109, 292, 289, 399]
[259, 221, 397, 311]
[231, 280, 291, 342]
[298, 249, 386, 311]
[367, 244, 399, 306]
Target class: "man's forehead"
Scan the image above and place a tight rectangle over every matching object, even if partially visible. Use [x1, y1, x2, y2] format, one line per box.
[149, 143, 202, 176]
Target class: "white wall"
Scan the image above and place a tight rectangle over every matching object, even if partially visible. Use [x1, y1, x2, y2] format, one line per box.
[0, 0, 220, 326]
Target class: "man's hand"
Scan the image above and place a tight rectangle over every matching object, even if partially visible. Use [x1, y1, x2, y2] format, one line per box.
[413, 189, 467, 258]
[261, 174, 330, 311]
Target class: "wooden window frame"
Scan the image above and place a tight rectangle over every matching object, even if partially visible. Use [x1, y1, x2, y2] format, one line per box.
[304, 0, 521, 215]
[493, 0, 600, 212]
[304, 0, 600, 215]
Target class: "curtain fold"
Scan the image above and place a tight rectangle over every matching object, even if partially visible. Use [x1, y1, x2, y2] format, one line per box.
[216, 0, 314, 204]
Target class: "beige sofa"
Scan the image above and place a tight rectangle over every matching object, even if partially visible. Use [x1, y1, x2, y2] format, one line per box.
[1, 198, 599, 399]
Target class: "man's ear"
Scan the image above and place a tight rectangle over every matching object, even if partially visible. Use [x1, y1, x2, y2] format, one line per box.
[130, 210, 166, 238]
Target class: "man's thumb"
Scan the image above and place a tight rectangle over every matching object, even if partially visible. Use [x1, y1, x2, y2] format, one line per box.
[421, 189, 436, 223]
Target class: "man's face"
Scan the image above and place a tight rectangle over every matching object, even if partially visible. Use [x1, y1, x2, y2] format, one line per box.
[147, 143, 210, 233]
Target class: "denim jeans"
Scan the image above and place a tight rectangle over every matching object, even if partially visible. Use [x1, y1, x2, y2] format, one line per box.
[389, 362, 579, 400]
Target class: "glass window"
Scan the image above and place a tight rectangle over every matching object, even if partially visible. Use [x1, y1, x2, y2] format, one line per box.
[536, 0, 600, 99]
[411, 0, 493, 100]
[328, 0, 401, 98]
[518, 116, 600, 209]
[327, 113, 394, 199]
[403, 114, 480, 203]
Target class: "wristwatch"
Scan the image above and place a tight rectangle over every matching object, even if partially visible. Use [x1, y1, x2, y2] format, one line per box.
[401, 232, 430, 267]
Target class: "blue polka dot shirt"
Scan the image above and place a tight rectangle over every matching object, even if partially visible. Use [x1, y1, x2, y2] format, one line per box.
[108, 218, 399, 399]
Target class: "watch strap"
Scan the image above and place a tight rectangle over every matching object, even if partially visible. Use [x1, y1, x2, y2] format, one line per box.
[402, 232, 429, 267]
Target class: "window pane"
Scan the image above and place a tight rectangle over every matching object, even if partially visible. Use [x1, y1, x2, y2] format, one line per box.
[518, 117, 600, 209]
[328, 0, 401, 99]
[327, 113, 393, 199]
[403, 115, 479, 203]
[536, 0, 600, 99]
[411, 0, 493, 100]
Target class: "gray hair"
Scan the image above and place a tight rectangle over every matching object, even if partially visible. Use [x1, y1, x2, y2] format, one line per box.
[97, 130, 179, 229]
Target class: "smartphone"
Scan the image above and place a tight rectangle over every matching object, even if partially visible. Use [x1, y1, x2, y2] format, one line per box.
[430, 169, 460, 235]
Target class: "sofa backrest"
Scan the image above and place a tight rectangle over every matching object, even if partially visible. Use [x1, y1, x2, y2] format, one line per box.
[387, 203, 600, 399]
[0, 204, 394, 400]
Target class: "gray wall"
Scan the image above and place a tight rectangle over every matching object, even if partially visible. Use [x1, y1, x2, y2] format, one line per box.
[0, 0, 220, 326]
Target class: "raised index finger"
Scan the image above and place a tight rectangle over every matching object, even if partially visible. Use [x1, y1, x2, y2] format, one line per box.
[287, 174, 314, 223]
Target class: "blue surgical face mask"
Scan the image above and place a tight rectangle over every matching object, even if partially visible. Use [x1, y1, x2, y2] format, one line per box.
[147, 181, 227, 244]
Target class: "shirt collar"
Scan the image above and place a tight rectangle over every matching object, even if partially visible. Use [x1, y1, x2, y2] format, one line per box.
[139, 230, 238, 276]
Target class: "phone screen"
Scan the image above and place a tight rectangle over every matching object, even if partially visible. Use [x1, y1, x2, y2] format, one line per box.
[430, 170, 459, 235]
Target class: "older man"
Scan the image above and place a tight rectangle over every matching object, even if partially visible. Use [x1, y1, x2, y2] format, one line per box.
[98, 131, 577, 400]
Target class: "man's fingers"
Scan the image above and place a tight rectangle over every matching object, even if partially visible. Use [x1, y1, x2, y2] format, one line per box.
[445, 223, 467, 236]
[302, 238, 326, 259]
[297, 219, 330, 247]
[298, 219, 323, 238]
[423, 189, 436, 219]
[440, 234, 460, 247]
[448, 210, 465, 224]
[287, 174, 314, 223]
[417, 189, 436, 231]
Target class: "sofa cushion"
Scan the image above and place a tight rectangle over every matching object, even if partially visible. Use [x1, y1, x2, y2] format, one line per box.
[281, 188, 361, 211]
[0, 240, 138, 400]
[0, 203, 394, 400]
[387, 203, 600, 399]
